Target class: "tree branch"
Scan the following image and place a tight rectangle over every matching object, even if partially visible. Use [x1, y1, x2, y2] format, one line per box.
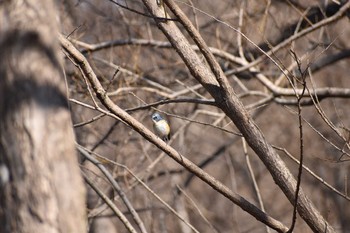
[144, 0, 336, 232]
[59, 34, 289, 233]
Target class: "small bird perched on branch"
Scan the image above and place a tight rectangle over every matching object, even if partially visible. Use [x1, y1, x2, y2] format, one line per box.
[151, 113, 170, 142]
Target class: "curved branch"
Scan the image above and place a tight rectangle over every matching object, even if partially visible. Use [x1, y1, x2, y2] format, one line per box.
[250, 2, 347, 56]
[72, 27, 350, 103]
[228, 1, 350, 74]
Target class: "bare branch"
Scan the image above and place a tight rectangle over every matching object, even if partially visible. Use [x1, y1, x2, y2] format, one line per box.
[60, 34, 289, 232]
[144, 0, 336, 232]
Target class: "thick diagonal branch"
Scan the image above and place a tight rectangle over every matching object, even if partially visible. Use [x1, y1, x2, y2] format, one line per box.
[141, 0, 336, 232]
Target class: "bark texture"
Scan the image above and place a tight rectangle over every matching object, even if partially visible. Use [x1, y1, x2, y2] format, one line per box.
[0, 1, 86, 232]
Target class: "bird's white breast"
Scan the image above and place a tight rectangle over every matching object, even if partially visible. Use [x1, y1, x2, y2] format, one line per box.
[154, 119, 170, 137]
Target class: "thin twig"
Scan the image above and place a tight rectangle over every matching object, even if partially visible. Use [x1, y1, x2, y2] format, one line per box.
[287, 50, 307, 233]
[83, 173, 138, 233]
[242, 138, 271, 233]
[228, 1, 350, 74]
[274, 146, 350, 201]
[78, 145, 149, 233]
[82, 148, 201, 233]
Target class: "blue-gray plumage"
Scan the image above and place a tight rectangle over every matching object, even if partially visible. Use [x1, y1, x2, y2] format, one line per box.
[151, 113, 171, 142]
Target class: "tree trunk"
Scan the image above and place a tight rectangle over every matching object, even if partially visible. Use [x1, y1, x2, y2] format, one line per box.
[0, 1, 86, 232]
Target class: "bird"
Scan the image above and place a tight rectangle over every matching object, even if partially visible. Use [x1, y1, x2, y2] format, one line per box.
[151, 113, 171, 142]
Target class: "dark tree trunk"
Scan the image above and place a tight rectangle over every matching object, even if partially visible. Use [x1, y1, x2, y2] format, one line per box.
[0, 1, 86, 232]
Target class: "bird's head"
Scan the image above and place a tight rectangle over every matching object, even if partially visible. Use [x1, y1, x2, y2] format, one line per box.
[151, 113, 163, 123]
